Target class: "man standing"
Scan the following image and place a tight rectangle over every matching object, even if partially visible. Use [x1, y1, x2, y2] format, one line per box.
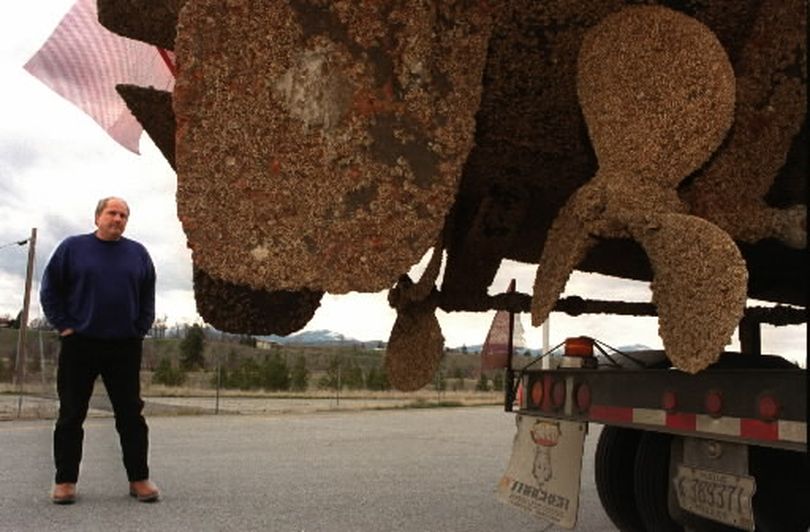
[40, 197, 159, 504]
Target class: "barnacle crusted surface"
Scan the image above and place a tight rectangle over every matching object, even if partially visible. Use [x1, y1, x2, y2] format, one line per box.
[532, 6, 743, 372]
[98, 0, 186, 50]
[193, 267, 323, 336]
[384, 299, 444, 391]
[116, 82, 326, 336]
[441, 0, 805, 310]
[680, 0, 807, 249]
[630, 215, 747, 373]
[576, 6, 736, 188]
[107, 0, 804, 342]
[385, 244, 444, 391]
[174, 0, 494, 294]
[442, 0, 619, 304]
[530, 208, 593, 325]
[116, 85, 176, 167]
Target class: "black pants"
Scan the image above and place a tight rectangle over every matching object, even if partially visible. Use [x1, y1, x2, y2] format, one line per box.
[54, 334, 149, 484]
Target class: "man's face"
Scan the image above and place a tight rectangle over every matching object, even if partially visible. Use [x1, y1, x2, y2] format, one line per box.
[95, 199, 129, 241]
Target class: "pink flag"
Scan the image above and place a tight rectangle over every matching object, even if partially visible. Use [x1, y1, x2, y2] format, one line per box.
[480, 309, 513, 370]
[23, 0, 175, 153]
[481, 280, 526, 370]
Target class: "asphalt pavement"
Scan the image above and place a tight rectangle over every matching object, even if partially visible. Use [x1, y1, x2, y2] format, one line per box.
[0, 407, 613, 531]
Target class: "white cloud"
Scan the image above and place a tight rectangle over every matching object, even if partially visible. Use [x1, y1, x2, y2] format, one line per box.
[303, 292, 397, 342]
[155, 288, 199, 326]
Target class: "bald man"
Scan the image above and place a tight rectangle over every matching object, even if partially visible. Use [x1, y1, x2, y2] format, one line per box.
[40, 197, 159, 504]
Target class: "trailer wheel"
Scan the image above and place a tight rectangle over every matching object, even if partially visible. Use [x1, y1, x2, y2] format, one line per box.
[633, 432, 682, 532]
[594, 426, 645, 531]
[749, 446, 810, 532]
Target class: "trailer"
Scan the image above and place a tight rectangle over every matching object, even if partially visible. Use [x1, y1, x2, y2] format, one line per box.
[499, 307, 808, 531]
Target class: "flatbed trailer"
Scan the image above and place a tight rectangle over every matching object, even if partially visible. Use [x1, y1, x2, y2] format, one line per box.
[502, 320, 808, 531]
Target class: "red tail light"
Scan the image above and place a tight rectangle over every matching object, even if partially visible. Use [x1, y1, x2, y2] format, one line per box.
[757, 394, 780, 421]
[705, 390, 723, 417]
[662, 390, 677, 412]
[575, 383, 591, 411]
[530, 381, 544, 407]
[552, 380, 566, 408]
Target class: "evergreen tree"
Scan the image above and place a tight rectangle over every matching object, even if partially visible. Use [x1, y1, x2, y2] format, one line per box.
[247, 357, 264, 389]
[236, 357, 262, 390]
[492, 370, 505, 391]
[452, 367, 465, 391]
[318, 356, 342, 390]
[238, 335, 257, 347]
[475, 374, 490, 392]
[435, 369, 447, 392]
[152, 357, 186, 386]
[379, 365, 390, 390]
[343, 359, 364, 390]
[366, 364, 391, 391]
[0, 356, 9, 382]
[180, 323, 206, 370]
[261, 353, 290, 391]
[290, 355, 309, 391]
[366, 366, 381, 390]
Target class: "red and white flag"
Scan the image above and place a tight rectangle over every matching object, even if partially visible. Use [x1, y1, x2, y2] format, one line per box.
[481, 280, 526, 370]
[23, 0, 175, 153]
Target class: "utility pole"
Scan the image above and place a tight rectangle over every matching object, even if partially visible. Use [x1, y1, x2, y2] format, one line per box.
[15, 228, 37, 418]
[504, 279, 516, 411]
[215, 352, 221, 415]
[541, 316, 551, 369]
[336, 361, 341, 407]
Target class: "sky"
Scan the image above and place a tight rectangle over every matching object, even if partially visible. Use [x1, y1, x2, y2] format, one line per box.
[0, 2, 805, 364]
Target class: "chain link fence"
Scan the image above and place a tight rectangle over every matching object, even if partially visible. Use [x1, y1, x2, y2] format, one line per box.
[1, 328, 503, 421]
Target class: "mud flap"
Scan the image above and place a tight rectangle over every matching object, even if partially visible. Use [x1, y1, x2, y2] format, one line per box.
[496, 414, 587, 529]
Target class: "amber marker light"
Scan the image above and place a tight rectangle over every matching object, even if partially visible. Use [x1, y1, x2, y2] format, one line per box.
[564, 336, 595, 357]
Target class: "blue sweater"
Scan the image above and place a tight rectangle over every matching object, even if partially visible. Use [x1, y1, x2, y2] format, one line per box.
[40, 233, 156, 339]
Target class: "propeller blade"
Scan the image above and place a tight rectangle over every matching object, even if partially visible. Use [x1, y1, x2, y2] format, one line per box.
[385, 300, 444, 392]
[629, 213, 747, 373]
[531, 210, 595, 327]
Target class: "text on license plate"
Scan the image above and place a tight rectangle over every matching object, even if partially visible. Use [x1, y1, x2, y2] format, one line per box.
[674, 464, 756, 531]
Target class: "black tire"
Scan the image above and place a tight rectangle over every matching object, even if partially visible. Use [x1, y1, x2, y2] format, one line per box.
[633, 432, 683, 532]
[595, 426, 645, 531]
[749, 446, 810, 532]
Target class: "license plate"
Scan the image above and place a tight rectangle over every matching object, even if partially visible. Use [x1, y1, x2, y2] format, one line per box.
[674, 464, 756, 531]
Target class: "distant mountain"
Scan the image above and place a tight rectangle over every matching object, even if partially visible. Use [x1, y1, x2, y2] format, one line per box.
[508, 343, 654, 357]
[258, 329, 366, 346]
[257, 332, 488, 352]
[254, 332, 653, 353]
[615, 344, 654, 352]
